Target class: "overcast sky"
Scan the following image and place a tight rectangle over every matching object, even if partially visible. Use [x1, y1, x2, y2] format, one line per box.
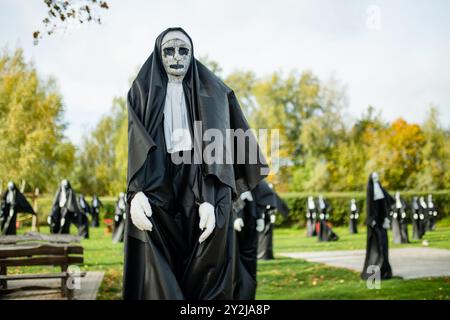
[1, 0, 449, 144]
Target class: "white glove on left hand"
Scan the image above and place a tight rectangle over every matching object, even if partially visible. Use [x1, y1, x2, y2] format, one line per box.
[234, 217, 244, 232]
[256, 218, 265, 232]
[130, 192, 153, 231]
[199, 202, 215, 243]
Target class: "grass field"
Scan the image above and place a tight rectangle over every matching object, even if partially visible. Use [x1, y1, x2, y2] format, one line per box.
[8, 218, 450, 300]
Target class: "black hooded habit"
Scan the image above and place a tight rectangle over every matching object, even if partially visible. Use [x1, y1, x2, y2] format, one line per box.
[91, 195, 103, 227]
[112, 194, 126, 243]
[255, 181, 289, 260]
[0, 183, 35, 235]
[123, 27, 268, 300]
[49, 181, 81, 234]
[361, 174, 394, 280]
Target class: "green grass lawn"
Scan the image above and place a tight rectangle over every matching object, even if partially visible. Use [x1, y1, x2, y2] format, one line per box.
[8, 218, 450, 300]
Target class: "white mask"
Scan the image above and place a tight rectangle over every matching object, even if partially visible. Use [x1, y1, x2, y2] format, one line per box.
[161, 31, 192, 81]
[372, 172, 384, 200]
[350, 199, 357, 211]
[7, 181, 14, 191]
[307, 196, 315, 210]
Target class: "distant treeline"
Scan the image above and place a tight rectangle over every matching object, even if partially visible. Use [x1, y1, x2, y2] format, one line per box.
[1, 49, 448, 196]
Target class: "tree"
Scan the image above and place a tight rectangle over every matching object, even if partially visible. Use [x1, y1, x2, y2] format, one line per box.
[33, 0, 109, 44]
[0, 48, 75, 192]
[73, 96, 126, 195]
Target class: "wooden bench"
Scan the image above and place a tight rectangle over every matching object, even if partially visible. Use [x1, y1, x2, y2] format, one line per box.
[0, 233, 86, 300]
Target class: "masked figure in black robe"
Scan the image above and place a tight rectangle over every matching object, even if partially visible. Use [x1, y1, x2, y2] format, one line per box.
[48, 179, 81, 234]
[349, 199, 359, 234]
[257, 183, 289, 260]
[317, 195, 339, 242]
[0, 182, 35, 235]
[232, 189, 263, 300]
[418, 196, 428, 237]
[112, 192, 127, 243]
[426, 194, 438, 231]
[77, 194, 90, 239]
[411, 196, 422, 240]
[123, 28, 268, 300]
[306, 196, 317, 237]
[361, 172, 393, 280]
[391, 192, 409, 244]
[91, 195, 103, 227]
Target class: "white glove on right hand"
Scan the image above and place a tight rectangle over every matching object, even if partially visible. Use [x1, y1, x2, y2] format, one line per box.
[382, 217, 390, 230]
[130, 192, 153, 231]
[47, 216, 52, 225]
[240, 191, 254, 202]
[256, 218, 265, 232]
[234, 217, 244, 232]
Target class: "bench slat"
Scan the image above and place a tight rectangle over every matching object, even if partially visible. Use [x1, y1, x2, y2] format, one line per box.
[0, 256, 83, 267]
[0, 244, 83, 258]
[0, 271, 86, 281]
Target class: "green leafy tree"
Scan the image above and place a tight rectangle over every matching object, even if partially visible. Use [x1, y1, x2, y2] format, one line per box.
[0, 48, 75, 192]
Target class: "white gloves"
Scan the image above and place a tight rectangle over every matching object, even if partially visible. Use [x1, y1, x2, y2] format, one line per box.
[199, 202, 215, 243]
[270, 214, 276, 224]
[256, 218, 265, 232]
[240, 191, 253, 202]
[130, 192, 153, 231]
[234, 217, 244, 232]
[47, 216, 52, 225]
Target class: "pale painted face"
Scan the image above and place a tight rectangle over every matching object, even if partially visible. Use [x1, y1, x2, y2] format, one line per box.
[119, 192, 125, 198]
[7, 181, 14, 191]
[372, 172, 379, 182]
[161, 38, 192, 79]
[61, 179, 68, 189]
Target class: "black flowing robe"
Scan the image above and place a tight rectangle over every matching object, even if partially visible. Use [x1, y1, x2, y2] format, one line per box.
[256, 182, 289, 260]
[361, 176, 393, 280]
[317, 199, 338, 242]
[112, 196, 126, 243]
[77, 195, 90, 239]
[49, 182, 81, 234]
[0, 184, 35, 235]
[426, 200, 438, 231]
[349, 203, 359, 234]
[391, 197, 409, 244]
[305, 202, 317, 237]
[91, 196, 103, 227]
[233, 195, 261, 300]
[411, 198, 423, 240]
[123, 28, 268, 300]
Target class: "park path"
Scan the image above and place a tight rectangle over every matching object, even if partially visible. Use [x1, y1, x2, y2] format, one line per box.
[280, 248, 450, 279]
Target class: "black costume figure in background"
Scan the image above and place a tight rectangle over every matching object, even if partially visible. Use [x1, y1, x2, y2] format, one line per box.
[91, 195, 103, 227]
[418, 196, 428, 237]
[112, 192, 127, 243]
[391, 192, 409, 244]
[0, 182, 35, 235]
[317, 195, 339, 242]
[232, 189, 263, 300]
[257, 183, 289, 260]
[77, 194, 90, 239]
[349, 198, 359, 234]
[411, 196, 423, 240]
[426, 194, 438, 231]
[306, 196, 317, 237]
[123, 28, 268, 300]
[48, 179, 81, 234]
[361, 172, 393, 280]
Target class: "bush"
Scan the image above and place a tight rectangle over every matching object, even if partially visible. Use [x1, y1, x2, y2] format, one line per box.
[275, 190, 450, 228]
